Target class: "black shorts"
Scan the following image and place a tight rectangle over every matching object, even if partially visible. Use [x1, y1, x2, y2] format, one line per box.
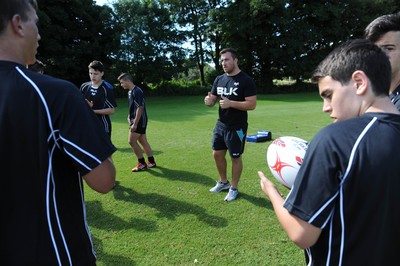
[212, 122, 247, 158]
[130, 120, 147, 134]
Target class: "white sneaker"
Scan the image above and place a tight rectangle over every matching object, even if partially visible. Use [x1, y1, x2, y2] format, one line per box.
[209, 180, 231, 192]
[224, 188, 238, 202]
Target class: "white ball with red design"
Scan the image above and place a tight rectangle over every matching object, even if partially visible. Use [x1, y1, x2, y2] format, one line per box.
[266, 136, 308, 189]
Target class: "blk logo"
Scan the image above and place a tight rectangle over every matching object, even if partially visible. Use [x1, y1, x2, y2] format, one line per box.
[217, 86, 238, 96]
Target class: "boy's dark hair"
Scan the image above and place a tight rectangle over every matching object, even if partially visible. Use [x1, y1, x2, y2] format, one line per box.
[88, 60, 105, 72]
[117, 72, 134, 82]
[364, 12, 400, 42]
[311, 39, 391, 96]
[220, 48, 238, 59]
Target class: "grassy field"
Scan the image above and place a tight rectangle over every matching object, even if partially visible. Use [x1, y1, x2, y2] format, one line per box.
[85, 92, 331, 265]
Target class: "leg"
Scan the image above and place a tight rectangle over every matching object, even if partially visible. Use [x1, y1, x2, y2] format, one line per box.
[128, 130, 144, 160]
[138, 134, 153, 157]
[213, 149, 228, 183]
[230, 156, 243, 189]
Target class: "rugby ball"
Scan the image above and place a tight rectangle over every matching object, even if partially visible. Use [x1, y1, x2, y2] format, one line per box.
[266, 136, 308, 189]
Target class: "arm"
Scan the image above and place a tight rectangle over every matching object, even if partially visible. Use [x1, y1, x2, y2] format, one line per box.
[93, 107, 115, 115]
[220, 95, 256, 110]
[130, 106, 143, 132]
[258, 171, 321, 249]
[83, 157, 116, 193]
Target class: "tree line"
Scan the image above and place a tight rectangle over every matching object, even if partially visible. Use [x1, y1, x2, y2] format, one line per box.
[36, 0, 400, 95]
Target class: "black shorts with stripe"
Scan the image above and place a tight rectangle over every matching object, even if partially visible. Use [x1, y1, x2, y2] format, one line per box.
[212, 121, 247, 158]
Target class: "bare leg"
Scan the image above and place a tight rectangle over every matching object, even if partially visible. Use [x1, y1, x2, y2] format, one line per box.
[213, 149, 228, 183]
[128, 130, 144, 159]
[231, 157, 243, 188]
[138, 134, 153, 157]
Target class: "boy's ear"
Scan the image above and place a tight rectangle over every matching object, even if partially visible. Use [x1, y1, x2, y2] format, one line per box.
[352, 70, 369, 96]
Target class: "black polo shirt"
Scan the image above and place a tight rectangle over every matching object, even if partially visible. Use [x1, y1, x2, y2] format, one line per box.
[284, 113, 400, 265]
[0, 61, 116, 265]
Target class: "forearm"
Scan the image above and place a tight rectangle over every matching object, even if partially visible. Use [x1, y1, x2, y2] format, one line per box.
[132, 107, 143, 126]
[229, 99, 256, 111]
[220, 95, 256, 110]
[259, 171, 321, 249]
[93, 107, 115, 115]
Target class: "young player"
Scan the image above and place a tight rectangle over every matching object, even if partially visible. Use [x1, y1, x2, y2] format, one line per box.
[364, 12, 400, 109]
[259, 39, 400, 265]
[118, 72, 157, 171]
[0, 0, 116, 264]
[80, 60, 117, 138]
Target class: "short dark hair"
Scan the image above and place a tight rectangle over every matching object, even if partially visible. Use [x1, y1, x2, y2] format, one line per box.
[364, 12, 400, 42]
[311, 39, 391, 96]
[0, 0, 38, 34]
[117, 73, 134, 82]
[220, 48, 238, 60]
[88, 60, 105, 72]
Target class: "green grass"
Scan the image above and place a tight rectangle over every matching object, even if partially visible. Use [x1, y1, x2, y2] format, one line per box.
[85, 92, 331, 265]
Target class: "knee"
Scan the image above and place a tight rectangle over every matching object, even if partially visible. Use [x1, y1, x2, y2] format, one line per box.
[128, 139, 136, 146]
[213, 150, 225, 160]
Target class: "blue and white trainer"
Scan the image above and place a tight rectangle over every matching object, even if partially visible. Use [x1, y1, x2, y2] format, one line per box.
[224, 188, 238, 202]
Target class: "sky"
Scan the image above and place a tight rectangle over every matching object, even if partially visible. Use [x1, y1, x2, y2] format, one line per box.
[95, 0, 111, 6]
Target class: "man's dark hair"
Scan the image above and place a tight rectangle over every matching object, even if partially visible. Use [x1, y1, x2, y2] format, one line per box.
[311, 39, 391, 96]
[364, 12, 400, 42]
[220, 48, 238, 59]
[0, 0, 37, 34]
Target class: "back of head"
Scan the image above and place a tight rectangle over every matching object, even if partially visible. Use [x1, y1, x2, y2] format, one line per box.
[0, 0, 38, 34]
[88, 60, 104, 72]
[311, 39, 391, 96]
[364, 12, 400, 42]
[117, 72, 134, 82]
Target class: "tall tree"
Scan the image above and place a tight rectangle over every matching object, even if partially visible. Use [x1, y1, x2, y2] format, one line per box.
[112, 0, 187, 87]
[160, 0, 231, 85]
[36, 0, 121, 86]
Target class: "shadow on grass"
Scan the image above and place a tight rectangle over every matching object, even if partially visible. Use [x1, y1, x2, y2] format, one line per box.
[239, 192, 273, 209]
[115, 146, 163, 156]
[92, 235, 136, 265]
[146, 166, 216, 186]
[87, 199, 158, 232]
[112, 185, 228, 228]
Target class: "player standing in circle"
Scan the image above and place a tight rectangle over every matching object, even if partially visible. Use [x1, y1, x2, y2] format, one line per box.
[80, 60, 117, 138]
[364, 12, 400, 110]
[259, 39, 400, 265]
[204, 48, 257, 202]
[0, 0, 116, 264]
[118, 73, 157, 172]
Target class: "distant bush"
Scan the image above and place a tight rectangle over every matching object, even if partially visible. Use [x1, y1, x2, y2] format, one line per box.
[112, 78, 315, 98]
[146, 79, 210, 96]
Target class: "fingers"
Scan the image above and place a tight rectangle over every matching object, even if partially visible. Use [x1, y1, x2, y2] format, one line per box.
[258, 171, 266, 179]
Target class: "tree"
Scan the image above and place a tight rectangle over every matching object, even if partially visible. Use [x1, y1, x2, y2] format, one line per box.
[36, 0, 121, 86]
[112, 0, 187, 87]
[159, 0, 231, 86]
